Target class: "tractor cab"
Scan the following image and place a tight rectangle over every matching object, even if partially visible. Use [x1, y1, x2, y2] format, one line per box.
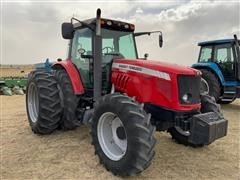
[62, 15, 163, 96]
[192, 35, 240, 103]
[66, 19, 137, 92]
[197, 39, 240, 81]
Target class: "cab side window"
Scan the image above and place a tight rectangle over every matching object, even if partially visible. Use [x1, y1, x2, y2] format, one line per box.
[214, 44, 233, 63]
[199, 46, 212, 62]
[119, 34, 137, 59]
[214, 44, 234, 80]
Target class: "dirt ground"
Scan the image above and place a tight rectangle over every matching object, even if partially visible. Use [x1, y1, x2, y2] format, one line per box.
[1, 96, 239, 180]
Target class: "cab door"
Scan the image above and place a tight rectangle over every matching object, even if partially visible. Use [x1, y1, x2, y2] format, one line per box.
[213, 43, 236, 81]
[70, 28, 93, 89]
[233, 41, 240, 81]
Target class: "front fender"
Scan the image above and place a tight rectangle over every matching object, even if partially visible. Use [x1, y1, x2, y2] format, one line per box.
[192, 62, 224, 85]
[52, 60, 84, 94]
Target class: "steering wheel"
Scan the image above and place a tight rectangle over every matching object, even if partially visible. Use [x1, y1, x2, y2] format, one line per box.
[102, 47, 114, 54]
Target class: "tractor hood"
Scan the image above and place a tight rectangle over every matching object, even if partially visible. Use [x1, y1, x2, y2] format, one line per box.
[112, 59, 199, 76]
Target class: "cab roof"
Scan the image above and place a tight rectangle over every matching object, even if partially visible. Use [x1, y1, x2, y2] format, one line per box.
[198, 39, 239, 46]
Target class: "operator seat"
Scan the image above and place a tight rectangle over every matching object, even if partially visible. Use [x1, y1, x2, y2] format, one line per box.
[102, 52, 125, 64]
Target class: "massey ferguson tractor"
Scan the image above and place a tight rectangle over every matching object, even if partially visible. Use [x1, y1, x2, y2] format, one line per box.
[26, 9, 228, 176]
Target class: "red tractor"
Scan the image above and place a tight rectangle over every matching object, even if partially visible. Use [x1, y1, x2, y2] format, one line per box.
[26, 9, 228, 176]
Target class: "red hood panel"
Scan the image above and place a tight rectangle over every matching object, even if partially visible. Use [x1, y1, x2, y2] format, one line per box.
[113, 59, 198, 75]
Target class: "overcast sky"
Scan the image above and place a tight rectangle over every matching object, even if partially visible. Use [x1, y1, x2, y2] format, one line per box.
[1, 0, 240, 66]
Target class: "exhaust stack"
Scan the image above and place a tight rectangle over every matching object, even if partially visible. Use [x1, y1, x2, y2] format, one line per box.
[93, 8, 102, 100]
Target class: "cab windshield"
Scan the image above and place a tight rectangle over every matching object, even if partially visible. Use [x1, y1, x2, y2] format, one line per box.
[102, 28, 137, 59]
[199, 46, 213, 62]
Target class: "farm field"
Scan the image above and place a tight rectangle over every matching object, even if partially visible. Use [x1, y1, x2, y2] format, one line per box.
[0, 65, 33, 78]
[1, 96, 240, 179]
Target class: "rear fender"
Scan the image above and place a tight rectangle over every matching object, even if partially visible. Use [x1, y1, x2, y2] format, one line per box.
[192, 62, 224, 85]
[52, 60, 84, 94]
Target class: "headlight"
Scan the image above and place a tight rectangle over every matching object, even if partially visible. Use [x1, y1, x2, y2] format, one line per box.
[182, 93, 192, 103]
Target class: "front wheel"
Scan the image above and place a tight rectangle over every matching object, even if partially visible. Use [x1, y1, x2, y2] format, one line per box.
[91, 93, 156, 176]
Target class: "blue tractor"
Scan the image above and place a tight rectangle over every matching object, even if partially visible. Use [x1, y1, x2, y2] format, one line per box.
[192, 35, 240, 104]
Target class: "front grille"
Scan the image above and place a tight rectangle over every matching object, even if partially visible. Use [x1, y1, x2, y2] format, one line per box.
[177, 75, 201, 104]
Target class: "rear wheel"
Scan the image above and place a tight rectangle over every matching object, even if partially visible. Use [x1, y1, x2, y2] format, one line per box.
[54, 69, 80, 130]
[26, 71, 62, 134]
[91, 93, 156, 176]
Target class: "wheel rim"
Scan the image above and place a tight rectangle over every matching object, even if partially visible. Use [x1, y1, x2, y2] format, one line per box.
[27, 82, 39, 123]
[97, 112, 127, 161]
[200, 78, 209, 95]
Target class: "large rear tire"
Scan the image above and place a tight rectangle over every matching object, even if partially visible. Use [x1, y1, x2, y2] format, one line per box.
[26, 71, 62, 134]
[91, 93, 156, 176]
[199, 69, 221, 101]
[54, 69, 80, 130]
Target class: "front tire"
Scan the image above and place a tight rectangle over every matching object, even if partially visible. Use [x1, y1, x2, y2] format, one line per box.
[26, 71, 62, 134]
[91, 93, 156, 176]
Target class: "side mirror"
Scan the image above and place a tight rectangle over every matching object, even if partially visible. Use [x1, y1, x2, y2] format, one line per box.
[62, 23, 74, 39]
[159, 34, 163, 48]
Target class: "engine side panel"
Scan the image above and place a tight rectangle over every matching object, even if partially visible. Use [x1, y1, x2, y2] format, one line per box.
[112, 60, 201, 111]
[52, 60, 84, 94]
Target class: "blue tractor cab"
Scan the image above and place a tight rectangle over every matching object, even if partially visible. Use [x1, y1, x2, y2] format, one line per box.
[192, 35, 240, 103]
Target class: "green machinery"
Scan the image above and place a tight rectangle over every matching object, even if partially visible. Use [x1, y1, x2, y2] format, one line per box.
[0, 77, 27, 95]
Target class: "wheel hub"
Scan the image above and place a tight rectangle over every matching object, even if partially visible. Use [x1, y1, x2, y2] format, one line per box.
[116, 127, 126, 140]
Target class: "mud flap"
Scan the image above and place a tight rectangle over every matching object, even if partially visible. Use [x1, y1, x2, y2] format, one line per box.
[188, 112, 228, 145]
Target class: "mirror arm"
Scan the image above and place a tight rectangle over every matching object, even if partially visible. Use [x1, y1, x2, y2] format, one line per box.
[134, 31, 162, 37]
[71, 17, 95, 32]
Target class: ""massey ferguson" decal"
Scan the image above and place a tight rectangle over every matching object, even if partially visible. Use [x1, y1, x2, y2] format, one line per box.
[112, 63, 171, 81]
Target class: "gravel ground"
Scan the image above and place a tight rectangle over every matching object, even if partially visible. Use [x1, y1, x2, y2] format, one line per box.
[1, 96, 239, 180]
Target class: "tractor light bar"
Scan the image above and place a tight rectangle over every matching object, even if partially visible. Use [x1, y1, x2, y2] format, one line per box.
[100, 18, 135, 32]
